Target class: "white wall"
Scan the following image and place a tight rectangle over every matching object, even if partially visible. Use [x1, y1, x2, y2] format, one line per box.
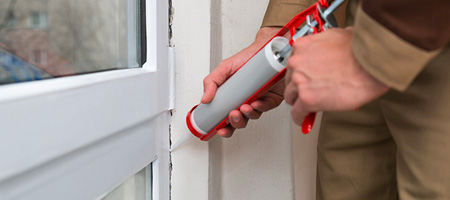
[216, 1, 296, 200]
[292, 113, 321, 200]
[171, 0, 319, 199]
[170, 0, 211, 200]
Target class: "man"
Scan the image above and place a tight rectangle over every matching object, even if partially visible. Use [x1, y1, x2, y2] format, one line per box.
[201, 0, 450, 199]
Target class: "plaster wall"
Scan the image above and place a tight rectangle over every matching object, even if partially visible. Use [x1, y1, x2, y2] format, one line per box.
[170, 0, 212, 199]
[216, 1, 296, 199]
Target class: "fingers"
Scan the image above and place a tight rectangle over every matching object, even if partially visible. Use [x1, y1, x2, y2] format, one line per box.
[284, 80, 298, 106]
[201, 73, 226, 104]
[285, 57, 311, 126]
[216, 104, 263, 138]
[217, 125, 236, 138]
[250, 93, 284, 112]
[250, 98, 276, 112]
[290, 34, 312, 56]
[285, 66, 293, 86]
[201, 61, 235, 104]
[290, 98, 309, 126]
[240, 104, 262, 119]
[217, 110, 249, 138]
[229, 110, 249, 129]
[201, 77, 218, 104]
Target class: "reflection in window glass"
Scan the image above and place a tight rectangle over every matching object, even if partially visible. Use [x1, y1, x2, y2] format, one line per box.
[0, 0, 141, 85]
[101, 165, 151, 200]
[29, 11, 47, 29]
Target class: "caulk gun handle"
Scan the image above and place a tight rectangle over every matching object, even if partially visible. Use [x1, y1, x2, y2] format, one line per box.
[290, 0, 345, 134]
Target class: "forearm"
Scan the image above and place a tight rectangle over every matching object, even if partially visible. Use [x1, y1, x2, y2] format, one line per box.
[253, 27, 282, 46]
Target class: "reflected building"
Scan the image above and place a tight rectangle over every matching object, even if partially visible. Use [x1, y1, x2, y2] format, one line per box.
[0, 0, 134, 84]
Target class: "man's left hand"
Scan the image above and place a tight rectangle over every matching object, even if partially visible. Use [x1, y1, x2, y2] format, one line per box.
[284, 27, 389, 125]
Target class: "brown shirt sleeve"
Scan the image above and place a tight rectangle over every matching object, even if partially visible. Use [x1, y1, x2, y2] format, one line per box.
[261, 0, 316, 27]
[262, 0, 348, 28]
[353, 0, 450, 91]
[362, 0, 450, 51]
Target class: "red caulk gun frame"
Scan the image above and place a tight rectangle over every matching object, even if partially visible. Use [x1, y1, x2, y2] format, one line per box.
[187, 0, 344, 141]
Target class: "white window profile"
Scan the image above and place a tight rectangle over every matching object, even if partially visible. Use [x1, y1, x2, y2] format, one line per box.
[0, 0, 170, 199]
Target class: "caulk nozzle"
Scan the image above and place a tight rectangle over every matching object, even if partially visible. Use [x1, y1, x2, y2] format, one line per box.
[170, 132, 195, 152]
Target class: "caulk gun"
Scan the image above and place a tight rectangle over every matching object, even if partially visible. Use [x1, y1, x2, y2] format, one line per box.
[172, 0, 345, 151]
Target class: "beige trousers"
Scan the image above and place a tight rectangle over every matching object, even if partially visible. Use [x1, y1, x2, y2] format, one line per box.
[316, 47, 450, 200]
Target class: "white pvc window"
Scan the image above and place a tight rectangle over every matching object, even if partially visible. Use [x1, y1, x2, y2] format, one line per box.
[0, 0, 170, 199]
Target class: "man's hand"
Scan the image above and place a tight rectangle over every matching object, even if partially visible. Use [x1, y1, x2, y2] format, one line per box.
[284, 27, 389, 125]
[202, 27, 285, 138]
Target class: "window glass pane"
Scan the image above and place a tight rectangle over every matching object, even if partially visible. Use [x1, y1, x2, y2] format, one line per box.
[0, 0, 141, 85]
[101, 165, 151, 200]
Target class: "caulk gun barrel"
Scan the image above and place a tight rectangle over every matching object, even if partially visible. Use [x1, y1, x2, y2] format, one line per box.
[189, 37, 290, 136]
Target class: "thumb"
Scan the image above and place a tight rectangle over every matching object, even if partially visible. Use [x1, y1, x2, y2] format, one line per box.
[201, 78, 218, 104]
[201, 46, 256, 104]
[200, 61, 234, 103]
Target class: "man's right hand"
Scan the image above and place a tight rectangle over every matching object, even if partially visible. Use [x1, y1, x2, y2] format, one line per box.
[201, 27, 286, 138]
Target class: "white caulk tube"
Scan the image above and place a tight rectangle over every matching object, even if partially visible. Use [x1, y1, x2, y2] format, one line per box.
[186, 36, 290, 141]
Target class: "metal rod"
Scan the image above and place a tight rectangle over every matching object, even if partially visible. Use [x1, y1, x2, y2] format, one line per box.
[275, 20, 317, 62]
[275, 0, 346, 62]
[322, 0, 345, 18]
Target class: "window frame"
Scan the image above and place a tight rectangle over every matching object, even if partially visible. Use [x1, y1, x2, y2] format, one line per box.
[0, 0, 171, 199]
